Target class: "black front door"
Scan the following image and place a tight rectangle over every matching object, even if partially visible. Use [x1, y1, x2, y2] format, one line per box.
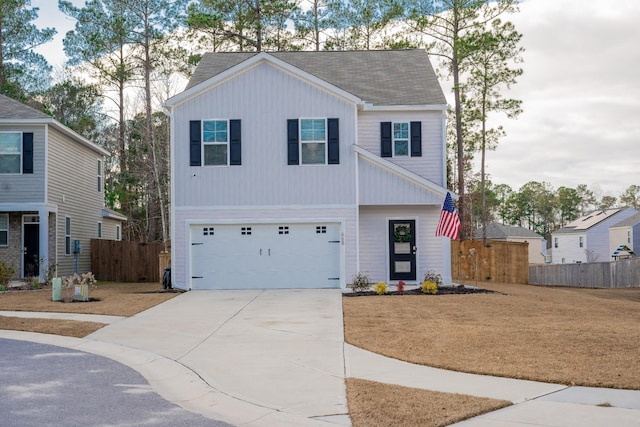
[23, 223, 39, 277]
[389, 220, 416, 281]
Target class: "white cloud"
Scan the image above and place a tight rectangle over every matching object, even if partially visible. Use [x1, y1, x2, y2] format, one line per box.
[480, 0, 640, 196]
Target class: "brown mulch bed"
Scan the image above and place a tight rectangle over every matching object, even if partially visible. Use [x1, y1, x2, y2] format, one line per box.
[343, 285, 497, 297]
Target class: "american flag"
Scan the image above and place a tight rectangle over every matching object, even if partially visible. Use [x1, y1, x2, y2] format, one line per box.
[435, 192, 460, 240]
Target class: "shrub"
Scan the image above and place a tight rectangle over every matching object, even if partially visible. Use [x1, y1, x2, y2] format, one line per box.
[349, 272, 371, 293]
[0, 261, 15, 287]
[0, 285, 5, 292]
[61, 272, 97, 302]
[397, 280, 405, 293]
[423, 270, 443, 286]
[421, 280, 438, 295]
[373, 282, 387, 295]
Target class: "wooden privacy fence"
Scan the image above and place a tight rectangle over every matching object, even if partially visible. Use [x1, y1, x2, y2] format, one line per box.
[91, 239, 168, 282]
[451, 239, 529, 285]
[529, 258, 640, 288]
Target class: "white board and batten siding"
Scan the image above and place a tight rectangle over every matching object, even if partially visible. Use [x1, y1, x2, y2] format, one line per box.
[173, 207, 357, 290]
[172, 62, 357, 208]
[357, 110, 445, 186]
[359, 205, 444, 284]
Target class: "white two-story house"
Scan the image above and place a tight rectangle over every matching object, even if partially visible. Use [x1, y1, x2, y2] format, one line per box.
[551, 207, 638, 264]
[0, 94, 125, 281]
[164, 50, 453, 290]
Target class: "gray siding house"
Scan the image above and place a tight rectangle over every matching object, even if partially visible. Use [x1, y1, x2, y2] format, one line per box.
[164, 50, 453, 290]
[0, 94, 124, 280]
[475, 223, 547, 264]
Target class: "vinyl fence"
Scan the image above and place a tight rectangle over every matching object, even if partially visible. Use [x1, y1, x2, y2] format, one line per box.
[91, 239, 168, 282]
[451, 239, 529, 285]
[529, 258, 640, 288]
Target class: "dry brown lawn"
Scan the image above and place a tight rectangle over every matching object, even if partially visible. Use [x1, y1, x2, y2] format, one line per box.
[344, 282, 640, 390]
[347, 378, 510, 427]
[0, 281, 179, 338]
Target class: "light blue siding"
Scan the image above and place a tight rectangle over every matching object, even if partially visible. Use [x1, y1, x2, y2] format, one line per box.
[172, 62, 357, 207]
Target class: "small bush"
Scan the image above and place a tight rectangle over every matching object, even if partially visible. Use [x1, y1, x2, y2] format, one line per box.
[0, 285, 5, 292]
[0, 261, 15, 286]
[349, 273, 371, 293]
[397, 280, 405, 293]
[373, 282, 387, 295]
[421, 280, 438, 295]
[423, 270, 443, 286]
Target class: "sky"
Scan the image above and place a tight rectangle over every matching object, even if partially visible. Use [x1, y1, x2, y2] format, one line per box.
[30, 0, 640, 197]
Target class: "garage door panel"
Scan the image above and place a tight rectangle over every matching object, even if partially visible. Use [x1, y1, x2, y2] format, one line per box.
[190, 223, 341, 289]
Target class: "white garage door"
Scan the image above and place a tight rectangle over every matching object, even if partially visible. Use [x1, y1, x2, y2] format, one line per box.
[190, 223, 341, 289]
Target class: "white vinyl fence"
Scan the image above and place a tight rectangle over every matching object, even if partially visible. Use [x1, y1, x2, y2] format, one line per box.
[529, 258, 640, 288]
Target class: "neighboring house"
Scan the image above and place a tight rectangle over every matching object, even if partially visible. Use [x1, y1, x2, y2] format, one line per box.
[609, 212, 640, 259]
[164, 50, 453, 290]
[551, 207, 638, 264]
[474, 223, 547, 264]
[0, 94, 124, 280]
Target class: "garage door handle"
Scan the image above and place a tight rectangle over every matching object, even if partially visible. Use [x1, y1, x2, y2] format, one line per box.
[268, 249, 271, 256]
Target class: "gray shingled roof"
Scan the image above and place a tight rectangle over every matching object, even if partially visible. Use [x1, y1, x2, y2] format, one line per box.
[185, 50, 446, 106]
[475, 223, 542, 240]
[0, 94, 50, 120]
[611, 212, 640, 228]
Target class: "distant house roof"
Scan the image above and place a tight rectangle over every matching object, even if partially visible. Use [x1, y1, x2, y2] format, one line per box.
[475, 223, 542, 240]
[0, 94, 109, 156]
[554, 208, 629, 234]
[184, 50, 446, 107]
[610, 212, 640, 228]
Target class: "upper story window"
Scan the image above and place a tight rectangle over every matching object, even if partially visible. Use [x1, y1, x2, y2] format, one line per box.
[0, 214, 8, 246]
[393, 122, 410, 156]
[381, 121, 422, 158]
[300, 119, 326, 165]
[116, 225, 121, 241]
[203, 120, 229, 166]
[97, 159, 102, 192]
[0, 132, 21, 174]
[579, 236, 584, 248]
[554, 237, 558, 248]
[97, 222, 102, 238]
[628, 230, 631, 244]
[287, 118, 339, 166]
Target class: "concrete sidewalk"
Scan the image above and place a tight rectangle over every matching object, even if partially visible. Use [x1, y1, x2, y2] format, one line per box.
[3, 289, 640, 426]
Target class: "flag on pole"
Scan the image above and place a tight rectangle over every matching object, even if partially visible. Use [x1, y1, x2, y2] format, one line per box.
[436, 191, 460, 240]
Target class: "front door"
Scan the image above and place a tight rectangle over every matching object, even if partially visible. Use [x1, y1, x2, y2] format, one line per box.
[389, 220, 417, 281]
[23, 223, 39, 278]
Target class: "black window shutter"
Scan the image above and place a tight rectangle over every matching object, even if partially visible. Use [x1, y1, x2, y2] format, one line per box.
[410, 121, 422, 157]
[229, 119, 241, 165]
[327, 118, 339, 164]
[380, 122, 392, 157]
[287, 119, 299, 165]
[189, 120, 201, 166]
[23, 132, 33, 174]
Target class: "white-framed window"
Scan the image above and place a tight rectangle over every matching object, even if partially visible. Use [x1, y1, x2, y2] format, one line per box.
[0, 213, 8, 246]
[300, 118, 326, 165]
[628, 230, 631, 244]
[579, 236, 583, 248]
[97, 159, 102, 192]
[554, 237, 558, 248]
[116, 225, 121, 241]
[202, 119, 229, 166]
[97, 222, 102, 238]
[0, 132, 21, 174]
[65, 217, 72, 255]
[393, 122, 409, 157]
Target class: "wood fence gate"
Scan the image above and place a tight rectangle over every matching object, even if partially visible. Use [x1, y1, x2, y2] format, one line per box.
[451, 239, 529, 285]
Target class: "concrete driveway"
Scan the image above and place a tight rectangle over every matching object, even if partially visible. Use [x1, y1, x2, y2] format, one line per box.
[87, 289, 349, 426]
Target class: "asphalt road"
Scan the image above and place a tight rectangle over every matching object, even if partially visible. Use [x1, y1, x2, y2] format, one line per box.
[0, 338, 233, 427]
